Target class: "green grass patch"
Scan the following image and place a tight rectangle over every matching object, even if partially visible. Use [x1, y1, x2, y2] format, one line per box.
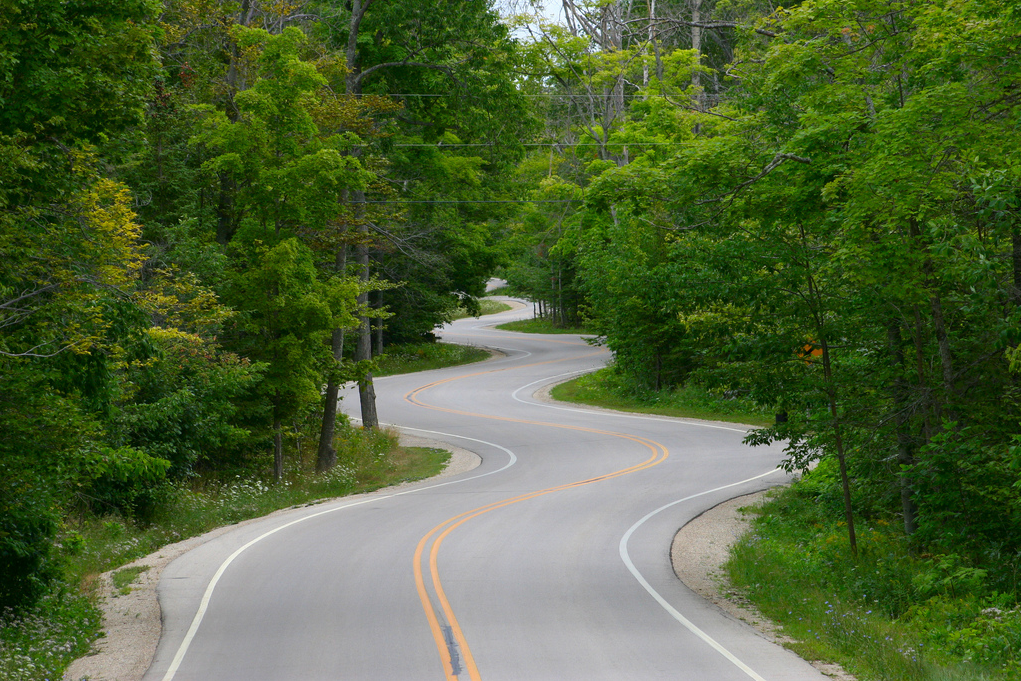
[450, 298, 513, 320]
[375, 341, 491, 377]
[111, 565, 150, 595]
[726, 479, 1020, 680]
[550, 366, 773, 426]
[495, 317, 592, 334]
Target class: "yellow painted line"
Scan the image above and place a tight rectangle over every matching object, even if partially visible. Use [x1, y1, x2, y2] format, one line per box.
[406, 352, 670, 680]
[414, 522, 460, 680]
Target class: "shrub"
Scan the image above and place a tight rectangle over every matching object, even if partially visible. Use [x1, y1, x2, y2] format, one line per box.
[0, 475, 60, 611]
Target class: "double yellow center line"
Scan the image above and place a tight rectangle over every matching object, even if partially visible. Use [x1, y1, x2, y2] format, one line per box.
[405, 359, 670, 680]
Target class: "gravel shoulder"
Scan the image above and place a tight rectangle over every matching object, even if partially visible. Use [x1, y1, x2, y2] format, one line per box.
[671, 493, 856, 681]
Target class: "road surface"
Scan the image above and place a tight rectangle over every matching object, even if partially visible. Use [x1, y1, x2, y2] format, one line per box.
[143, 300, 826, 681]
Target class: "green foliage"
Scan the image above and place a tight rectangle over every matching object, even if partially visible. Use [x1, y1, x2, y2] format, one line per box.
[728, 480, 1021, 679]
[508, 0, 1021, 575]
[77, 445, 171, 519]
[0, 0, 529, 633]
[224, 237, 351, 425]
[912, 424, 1021, 556]
[115, 325, 261, 478]
[0, 0, 159, 144]
[0, 476, 60, 611]
[307, 0, 535, 344]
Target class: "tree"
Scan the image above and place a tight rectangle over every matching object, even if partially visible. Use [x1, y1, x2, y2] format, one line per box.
[189, 24, 377, 470]
[224, 237, 357, 480]
[313, 0, 532, 429]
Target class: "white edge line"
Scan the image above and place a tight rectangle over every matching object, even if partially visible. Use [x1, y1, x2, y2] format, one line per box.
[618, 469, 781, 681]
[160, 429, 517, 681]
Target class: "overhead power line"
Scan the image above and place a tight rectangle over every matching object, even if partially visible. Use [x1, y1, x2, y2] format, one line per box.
[362, 199, 582, 204]
[392, 142, 687, 147]
[384, 93, 696, 98]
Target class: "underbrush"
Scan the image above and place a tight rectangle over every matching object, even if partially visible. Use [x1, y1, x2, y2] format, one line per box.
[375, 341, 491, 376]
[727, 476, 1020, 680]
[3, 426, 449, 681]
[551, 366, 773, 426]
[0, 588, 100, 681]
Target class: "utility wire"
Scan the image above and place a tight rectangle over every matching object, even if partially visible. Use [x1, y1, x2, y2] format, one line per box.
[384, 93, 697, 98]
[391, 142, 686, 147]
[362, 199, 582, 204]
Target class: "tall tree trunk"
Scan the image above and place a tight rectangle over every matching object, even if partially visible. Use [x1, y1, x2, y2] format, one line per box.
[317, 242, 348, 473]
[355, 233, 379, 428]
[690, 0, 704, 134]
[273, 418, 283, 482]
[887, 320, 918, 536]
[802, 226, 857, 556]
[690, 0, 702, 71]
[373, 288, 384, 357]
[820, 335, 858, 557]
[345, 0, 379, 429]
[1013, 228, 1021, 307]
[643, 0, 658, 88]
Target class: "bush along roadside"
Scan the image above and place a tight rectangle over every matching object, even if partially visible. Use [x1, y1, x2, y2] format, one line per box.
[727, 463, 1020, 681]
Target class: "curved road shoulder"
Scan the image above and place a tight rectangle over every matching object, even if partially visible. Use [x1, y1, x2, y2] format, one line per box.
[62, 434, 480, 681]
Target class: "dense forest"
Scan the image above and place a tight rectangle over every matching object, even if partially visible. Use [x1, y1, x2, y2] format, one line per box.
[2, 0, 1020, 675]
[1, 0, 533, 612]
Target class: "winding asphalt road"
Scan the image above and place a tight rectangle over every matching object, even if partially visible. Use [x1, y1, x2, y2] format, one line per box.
[142, 300, 828, 681]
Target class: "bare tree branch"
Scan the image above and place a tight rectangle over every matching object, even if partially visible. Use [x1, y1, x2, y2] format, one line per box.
[0, 284, 62, 312]
[696, 152, 811, 206]
[354, 59, 462, 87]
[623, 17, 779, 38]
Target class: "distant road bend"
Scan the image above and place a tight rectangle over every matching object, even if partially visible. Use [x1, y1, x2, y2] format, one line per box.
[143, 300, 829, 681]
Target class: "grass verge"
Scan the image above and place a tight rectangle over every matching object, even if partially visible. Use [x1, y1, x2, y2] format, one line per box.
[1, 428, 450, 681]
[494, 317, 591, 334]
[375, 341, 492, 376]
[550, 366, 773, 427]
[727, 476, 1020, 681]
[450, 298, 513, 320]
[0, 588, 101, 681]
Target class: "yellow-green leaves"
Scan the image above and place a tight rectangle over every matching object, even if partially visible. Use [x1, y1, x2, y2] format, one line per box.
[77, 178, 146, 290]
